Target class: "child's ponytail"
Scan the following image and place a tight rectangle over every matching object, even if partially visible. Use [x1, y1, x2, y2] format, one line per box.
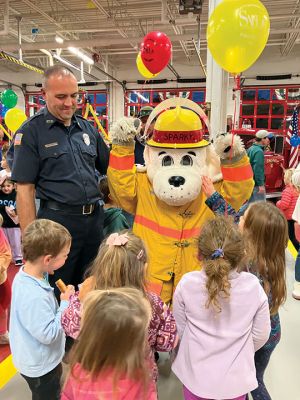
[205, 257, 232, 313]
[198, 217, 245, 313]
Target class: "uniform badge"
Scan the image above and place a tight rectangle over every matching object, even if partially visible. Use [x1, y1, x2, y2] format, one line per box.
[14, 133, 23, 146]
[83, 133, 90, 146]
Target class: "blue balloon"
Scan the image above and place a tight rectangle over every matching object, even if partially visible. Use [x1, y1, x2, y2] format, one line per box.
[0, 105, 8, 118]
[296, 136, 300, 146]
[290, 135, 299, 147]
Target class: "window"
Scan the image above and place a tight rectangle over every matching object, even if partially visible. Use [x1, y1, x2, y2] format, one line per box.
[242, 104, 254, 116]
[242, 90, 256, 101]
[125, 88, 206, 117]
[239, 85, 300, 134]
[25, 89, 109, 131]
[258, 89, 270, 101]
[257, 104, 270, 115]
[192, 91, 205, 103]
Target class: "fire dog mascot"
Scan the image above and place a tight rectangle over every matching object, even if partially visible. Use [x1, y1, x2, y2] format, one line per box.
[108, 98, 254, 303]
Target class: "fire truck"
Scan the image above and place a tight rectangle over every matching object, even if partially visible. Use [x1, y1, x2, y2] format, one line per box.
[233, 128, 287, 199]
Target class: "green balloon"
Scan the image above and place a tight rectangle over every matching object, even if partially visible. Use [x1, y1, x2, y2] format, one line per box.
[1, 89, 18, 109]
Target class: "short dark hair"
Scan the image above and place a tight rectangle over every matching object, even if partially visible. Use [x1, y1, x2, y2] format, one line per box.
[43, 65, 76, 87]
[98, 176, 109, 204]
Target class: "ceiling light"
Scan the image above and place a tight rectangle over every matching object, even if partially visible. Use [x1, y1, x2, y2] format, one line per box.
[68, 47, 94, 65]
[55, 35, 64, 44]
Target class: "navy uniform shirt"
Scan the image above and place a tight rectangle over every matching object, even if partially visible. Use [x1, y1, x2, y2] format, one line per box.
[10, 108, 109, 205]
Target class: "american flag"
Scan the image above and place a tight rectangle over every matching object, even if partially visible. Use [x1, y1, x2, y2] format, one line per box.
[286, 107, 299, 168]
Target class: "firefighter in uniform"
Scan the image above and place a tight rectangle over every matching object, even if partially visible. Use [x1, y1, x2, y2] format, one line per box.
[9, 65, 109, 295]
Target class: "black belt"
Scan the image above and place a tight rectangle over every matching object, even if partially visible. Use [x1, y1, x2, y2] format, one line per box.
[41, 200, 97, 215]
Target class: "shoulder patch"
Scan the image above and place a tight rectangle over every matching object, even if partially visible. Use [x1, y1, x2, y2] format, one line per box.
[14, 133, 23, 146]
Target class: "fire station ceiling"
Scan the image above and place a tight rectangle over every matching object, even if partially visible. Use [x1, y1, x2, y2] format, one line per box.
[0, 0, 299, 77]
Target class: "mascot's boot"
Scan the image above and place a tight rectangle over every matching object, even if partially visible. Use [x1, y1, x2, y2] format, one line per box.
[292, 281, 300, 300]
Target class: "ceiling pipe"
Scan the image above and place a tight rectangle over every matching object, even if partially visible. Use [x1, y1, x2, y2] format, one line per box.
[40, 49, 54, 66]
[0, 0, 9, 36]
[92, 64, 125, 88]
[161, 0, 168, 23]
[0, 33, 195, 52]
[167, 63, 180, 79]
[192, 39, 206, 78]
[16, 16, 23, 62]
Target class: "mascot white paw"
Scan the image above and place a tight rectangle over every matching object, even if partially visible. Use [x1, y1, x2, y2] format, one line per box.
[110, 117, 141, 143]
[213, 133, 245, 160]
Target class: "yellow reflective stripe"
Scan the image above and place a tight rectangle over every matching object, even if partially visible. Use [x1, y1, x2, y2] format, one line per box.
[0, 355, 17, 389]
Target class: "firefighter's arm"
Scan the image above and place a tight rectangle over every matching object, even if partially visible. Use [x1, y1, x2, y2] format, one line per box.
[107, 117, 140, 214]
[213, 133, 254, 210]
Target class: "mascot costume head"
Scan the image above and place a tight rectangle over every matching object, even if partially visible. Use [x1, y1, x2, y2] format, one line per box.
[143, 98, 221, 206]
[108, 98, 254, 303]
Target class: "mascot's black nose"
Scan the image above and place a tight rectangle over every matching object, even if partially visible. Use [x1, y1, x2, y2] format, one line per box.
[169, 176, 185, 187]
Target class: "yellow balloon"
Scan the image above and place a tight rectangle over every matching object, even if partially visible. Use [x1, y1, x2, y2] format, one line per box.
[207, 0, 270, 74]
[136, 53, 158, 79]
[4, 108, 27, 133]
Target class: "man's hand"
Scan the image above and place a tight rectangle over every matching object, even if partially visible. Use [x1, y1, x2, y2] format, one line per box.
[202, 176, 216, 198]
[258, 186, 266, 193]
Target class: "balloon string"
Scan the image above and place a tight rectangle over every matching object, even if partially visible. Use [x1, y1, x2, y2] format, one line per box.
[0, 123, 12, 141]
[229, 74, 239, 160]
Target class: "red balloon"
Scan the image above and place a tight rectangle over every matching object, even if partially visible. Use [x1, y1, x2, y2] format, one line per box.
[140, 31, 172, 74]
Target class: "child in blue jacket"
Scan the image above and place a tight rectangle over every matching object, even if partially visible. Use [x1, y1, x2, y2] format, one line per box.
[9, 219, 74, 400]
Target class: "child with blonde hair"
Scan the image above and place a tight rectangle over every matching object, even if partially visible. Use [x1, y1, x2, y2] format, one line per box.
[276, 168, 299, 250]
[62, 287, 157, 400]
[62, 230, 177, 380]
[172, 216, 270, 400]
[202, 176, 288, 400]
[9, 219, 74, 399]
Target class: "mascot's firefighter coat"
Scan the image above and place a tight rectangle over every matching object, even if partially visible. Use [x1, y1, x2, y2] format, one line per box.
[108, 98, 254, 303]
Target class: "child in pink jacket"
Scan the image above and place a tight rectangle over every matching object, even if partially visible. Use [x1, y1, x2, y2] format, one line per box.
[276, 168, 299, 250]
[0, 215, 12, 345]
[62, 288, 157, 400]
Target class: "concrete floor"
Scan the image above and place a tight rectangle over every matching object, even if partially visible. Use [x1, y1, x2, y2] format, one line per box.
[1, 250, 299, 400]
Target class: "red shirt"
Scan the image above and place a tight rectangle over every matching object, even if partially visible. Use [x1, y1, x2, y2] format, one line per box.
[276, 184, 299, 220]
[61, 364, 157, 400]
